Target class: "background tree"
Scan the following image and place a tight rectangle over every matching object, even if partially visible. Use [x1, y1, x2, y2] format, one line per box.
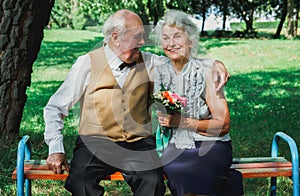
[286, 0, 295, 38]
[270, 0, 288, 38]
[213, 0, 230, 30]
[285, 0, 299, 39]
[294, 0, 299, 36]
[189, 0, 213, 34]
[50, 0, 72, 28]
[265, 0, 299, 39]
[229, 0, 266, 33]
[0, 0, 54, 141]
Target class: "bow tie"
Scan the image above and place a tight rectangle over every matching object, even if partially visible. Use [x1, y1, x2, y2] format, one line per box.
[119, 62, 136, 70]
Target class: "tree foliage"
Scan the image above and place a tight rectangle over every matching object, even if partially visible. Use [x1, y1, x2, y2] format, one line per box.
[49, 0, 299, 38]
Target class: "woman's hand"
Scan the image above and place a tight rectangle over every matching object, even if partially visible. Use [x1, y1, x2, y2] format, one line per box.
[157, 112, 186, 128]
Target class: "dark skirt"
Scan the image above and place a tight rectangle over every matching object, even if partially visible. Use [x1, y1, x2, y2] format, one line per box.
[161, 140, 232, 196]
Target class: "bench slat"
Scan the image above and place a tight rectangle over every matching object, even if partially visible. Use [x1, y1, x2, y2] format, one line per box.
[20, 161, 293, 171]
[12, 158, 293, 181]
[231, 161, 292, 169]
[232, 157, 287, 163]
[12, 169, 68, 180]
[236, 167, 293, 178]
[12, 169, 124, 181]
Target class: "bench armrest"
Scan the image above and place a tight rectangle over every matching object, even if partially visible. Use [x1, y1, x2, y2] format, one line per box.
[271, 131, 299, 196]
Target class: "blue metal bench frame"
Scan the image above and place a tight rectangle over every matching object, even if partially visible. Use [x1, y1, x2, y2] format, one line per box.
[270, 132, 299, 196]
[15, 132, 299, 196]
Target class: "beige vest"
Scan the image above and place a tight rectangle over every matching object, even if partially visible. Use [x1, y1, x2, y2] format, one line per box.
[78, 47, 152, 142]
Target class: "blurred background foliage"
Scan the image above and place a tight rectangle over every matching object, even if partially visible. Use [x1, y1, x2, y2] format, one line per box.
[49, 0, 300, 39]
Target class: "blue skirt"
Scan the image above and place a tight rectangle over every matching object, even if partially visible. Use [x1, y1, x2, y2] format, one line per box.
[161, 141, 232, 196]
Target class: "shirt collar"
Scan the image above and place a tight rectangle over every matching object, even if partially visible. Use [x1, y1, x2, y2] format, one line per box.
[104, 45, 123, 70]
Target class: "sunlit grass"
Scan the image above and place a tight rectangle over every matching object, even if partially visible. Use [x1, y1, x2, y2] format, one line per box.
[1, 29, 299, 195]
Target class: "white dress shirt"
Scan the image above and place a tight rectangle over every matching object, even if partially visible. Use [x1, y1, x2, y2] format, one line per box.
[44, 46, 166, 155]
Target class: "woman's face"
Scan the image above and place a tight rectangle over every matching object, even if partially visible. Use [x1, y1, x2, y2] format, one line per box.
[161, 25, 192, 61]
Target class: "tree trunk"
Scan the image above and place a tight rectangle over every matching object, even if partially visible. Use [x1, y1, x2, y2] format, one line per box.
[0, 0, 54, 141]
[286, 0, 295, 38]
[294, 6, 299, 36]
[222, 0, 228, 30]
[222, 12, 227, 30]
[201, 10, 206, 35]
[274, 0, 288, 39]
[245, 10, 254, 32]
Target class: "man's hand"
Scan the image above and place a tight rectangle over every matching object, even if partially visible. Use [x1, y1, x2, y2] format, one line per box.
[213, 60, 231, 92]
[46, 153, 69, 174]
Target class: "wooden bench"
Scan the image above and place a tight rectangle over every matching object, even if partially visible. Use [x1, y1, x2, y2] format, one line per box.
[12, 132, 299, 196]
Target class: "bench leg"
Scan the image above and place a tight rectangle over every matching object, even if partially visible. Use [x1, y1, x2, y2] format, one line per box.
[271, 132, 299, 196]
[270, 177, 277, 196]
[25, 179, 31, 196]
[16, 135, 31, 196]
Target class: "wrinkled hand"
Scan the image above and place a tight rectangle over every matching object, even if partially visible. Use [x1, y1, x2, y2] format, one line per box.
[46, 153, 69, 174]
[213, 60, 231, 92]
[157, 112, 185, 128]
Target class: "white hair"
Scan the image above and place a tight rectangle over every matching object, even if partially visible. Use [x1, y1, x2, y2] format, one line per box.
[102, 10, 133, 44]
[154, 10, 199, 57]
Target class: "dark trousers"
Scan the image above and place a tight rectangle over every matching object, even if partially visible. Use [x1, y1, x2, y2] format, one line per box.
[162, 141, 233, 196]
[65, 135, 165, 196]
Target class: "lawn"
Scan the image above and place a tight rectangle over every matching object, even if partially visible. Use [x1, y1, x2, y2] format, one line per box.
[0, 29, 299, 195]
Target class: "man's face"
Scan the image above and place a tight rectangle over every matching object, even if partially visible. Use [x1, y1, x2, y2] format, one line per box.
[114, 18, 145, 63]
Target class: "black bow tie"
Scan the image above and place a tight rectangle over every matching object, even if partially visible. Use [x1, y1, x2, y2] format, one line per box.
[119, 62, 136, 70]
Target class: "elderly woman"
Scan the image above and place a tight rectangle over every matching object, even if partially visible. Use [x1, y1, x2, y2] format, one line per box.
[154, 10, 235, 196]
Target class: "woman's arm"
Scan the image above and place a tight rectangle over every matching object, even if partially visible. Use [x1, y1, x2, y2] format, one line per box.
[186, 67, 230, 136]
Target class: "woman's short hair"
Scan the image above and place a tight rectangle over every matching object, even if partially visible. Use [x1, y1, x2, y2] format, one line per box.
[154, 10, 199, 57]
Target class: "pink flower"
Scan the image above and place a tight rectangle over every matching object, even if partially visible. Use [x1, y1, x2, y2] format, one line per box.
[171, 93, 187, 107]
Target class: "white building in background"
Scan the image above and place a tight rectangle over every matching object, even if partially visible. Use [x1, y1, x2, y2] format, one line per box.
[190, 14, 238, 31]
[191, 12, 276, 31]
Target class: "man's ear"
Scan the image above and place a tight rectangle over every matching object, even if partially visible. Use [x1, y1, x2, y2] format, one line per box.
[111, 31, 120, 48]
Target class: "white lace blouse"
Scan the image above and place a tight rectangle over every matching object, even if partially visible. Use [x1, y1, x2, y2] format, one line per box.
[154, 57, 231, 149]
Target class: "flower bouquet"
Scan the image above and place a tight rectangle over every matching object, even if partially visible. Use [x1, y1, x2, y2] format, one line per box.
[152, 84, 187, 114]
[153, 84, 187, 156]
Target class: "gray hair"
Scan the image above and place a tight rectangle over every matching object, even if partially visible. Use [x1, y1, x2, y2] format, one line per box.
[102, 10, 133, 44]
[154, 10, 199, 57]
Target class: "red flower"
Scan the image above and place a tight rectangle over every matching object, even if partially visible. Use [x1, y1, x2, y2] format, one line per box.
[163, 91, 174, 104]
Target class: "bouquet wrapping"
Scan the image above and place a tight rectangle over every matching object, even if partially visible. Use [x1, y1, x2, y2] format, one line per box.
[153, 84, 187, 156]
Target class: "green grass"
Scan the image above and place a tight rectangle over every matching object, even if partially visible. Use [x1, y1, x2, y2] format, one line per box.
[0, 29, 299, 195]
